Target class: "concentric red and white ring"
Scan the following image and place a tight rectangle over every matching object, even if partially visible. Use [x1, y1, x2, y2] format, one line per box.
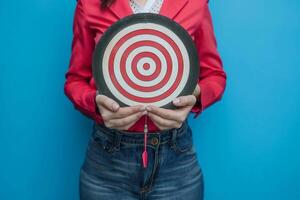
[101, 23, 189, 107]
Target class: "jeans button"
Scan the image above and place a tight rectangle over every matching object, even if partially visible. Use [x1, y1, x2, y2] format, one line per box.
[151, 137, 159, 145]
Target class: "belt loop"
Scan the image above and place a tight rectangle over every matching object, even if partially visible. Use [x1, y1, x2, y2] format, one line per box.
[112, 130, 121, 151]
[170, 129, 177, 148]
[179, 119, 188, 135]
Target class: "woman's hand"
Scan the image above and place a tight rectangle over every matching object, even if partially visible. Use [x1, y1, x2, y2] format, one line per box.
[146, 84, 201, 130]
[95, 94, 146, 130]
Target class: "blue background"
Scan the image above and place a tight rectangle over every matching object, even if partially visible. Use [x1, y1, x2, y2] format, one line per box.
[1, 0, 299, 199]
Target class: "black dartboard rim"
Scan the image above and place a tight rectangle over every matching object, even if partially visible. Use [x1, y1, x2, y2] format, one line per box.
[92, 13, 199, 109]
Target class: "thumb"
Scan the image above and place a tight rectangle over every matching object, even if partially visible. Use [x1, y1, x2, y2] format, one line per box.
[173, 95, 196, 107]
[96, 94, 120, 112]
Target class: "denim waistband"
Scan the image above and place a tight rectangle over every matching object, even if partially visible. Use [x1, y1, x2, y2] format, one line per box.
[92, 119, 189, 145]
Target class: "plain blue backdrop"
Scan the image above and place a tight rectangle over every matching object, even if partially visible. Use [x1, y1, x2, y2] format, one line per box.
[1, 0, 300, 199]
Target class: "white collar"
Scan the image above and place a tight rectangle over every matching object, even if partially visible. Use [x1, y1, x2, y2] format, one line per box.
[137, 0, 157, 12]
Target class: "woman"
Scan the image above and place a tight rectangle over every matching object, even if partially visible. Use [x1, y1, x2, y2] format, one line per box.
[64, 0, 226, 199]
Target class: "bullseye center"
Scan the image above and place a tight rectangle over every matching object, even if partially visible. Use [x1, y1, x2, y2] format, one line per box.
[143, 63, 150, 70]
[136, 57, 156, 76]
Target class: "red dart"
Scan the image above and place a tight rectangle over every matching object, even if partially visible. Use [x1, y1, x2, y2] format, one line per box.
[142, 114, 148, 168]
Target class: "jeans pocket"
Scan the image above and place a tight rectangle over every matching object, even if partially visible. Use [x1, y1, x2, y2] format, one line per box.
[89, 129, 117, 154]
[170, 125, 194, 154]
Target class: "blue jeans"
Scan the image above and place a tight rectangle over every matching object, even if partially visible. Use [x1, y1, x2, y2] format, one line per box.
[79, 119, 204, 200]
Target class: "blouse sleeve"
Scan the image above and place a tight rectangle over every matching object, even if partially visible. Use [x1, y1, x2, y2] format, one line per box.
[64, 0, 103, 124]
[190, 2, 227, 118]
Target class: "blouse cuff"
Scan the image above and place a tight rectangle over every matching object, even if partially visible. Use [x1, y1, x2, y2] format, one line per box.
[191, 82, 203, 118]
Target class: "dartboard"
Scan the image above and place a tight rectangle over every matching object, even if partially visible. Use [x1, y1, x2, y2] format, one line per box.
[92, 13, 199, 109]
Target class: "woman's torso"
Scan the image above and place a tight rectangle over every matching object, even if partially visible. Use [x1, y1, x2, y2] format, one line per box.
[82, 0, 206, 132]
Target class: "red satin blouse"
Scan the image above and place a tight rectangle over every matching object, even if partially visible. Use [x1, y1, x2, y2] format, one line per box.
[64, 0, 227, 132]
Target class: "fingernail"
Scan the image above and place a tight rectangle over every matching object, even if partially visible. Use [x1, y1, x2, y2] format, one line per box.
[146, 106, 152, 111]
[139, 105, 146, 111]
[113, 103, 119, 110]
[173, 99, 180, 104]
[142, 110, 147, 115]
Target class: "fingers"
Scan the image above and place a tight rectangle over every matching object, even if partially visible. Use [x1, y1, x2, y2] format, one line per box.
[105, 110, 146, 129]
[113, 105, 145, 119]
[101, 105, 145, 121]
[96, 94, 120, 112]
[146, 106, 184, 122]
[116, 119, 138, 131]
[96, 94, 195, 131]
[113, 112, 144, 130]
[147, 112, 182, 130]
[192, 84, 201, 98]
[173, 95, 196, 107]
[146, 97, 194, 130]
